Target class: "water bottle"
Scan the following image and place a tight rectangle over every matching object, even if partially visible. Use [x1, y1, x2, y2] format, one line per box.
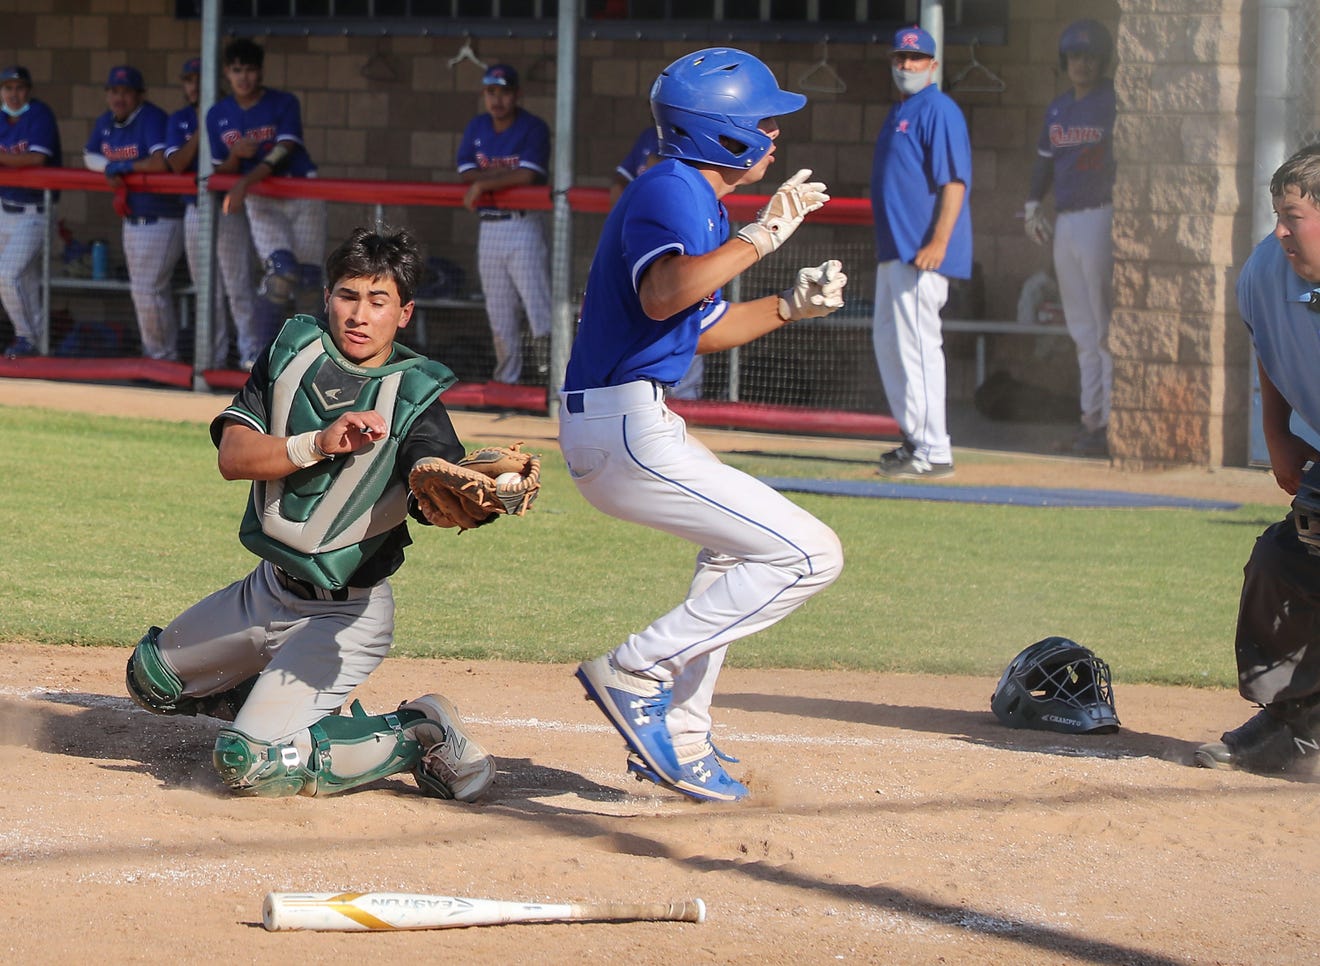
[91, 241, 108, 281]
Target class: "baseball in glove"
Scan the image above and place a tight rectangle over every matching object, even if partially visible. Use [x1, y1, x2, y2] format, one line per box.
[409, 442, 541, 531]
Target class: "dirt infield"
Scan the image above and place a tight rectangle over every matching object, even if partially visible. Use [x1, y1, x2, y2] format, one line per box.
[1, 379, 1314, 965]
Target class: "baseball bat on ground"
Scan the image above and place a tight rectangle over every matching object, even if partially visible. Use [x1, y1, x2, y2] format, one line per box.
[262, 891, 707, 932]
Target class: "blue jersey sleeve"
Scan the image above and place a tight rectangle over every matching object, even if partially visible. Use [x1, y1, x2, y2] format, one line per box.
[519, 114, 551, 177]
[617, 127, 660, 181]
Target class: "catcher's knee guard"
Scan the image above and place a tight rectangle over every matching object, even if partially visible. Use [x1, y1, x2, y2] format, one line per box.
[213, 702, 431, 798]
[126, 627, 199, 716]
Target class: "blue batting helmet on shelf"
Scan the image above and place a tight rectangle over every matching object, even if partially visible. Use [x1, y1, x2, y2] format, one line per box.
[1058, 19, 1113, 72]
[650, 48, 807, 170]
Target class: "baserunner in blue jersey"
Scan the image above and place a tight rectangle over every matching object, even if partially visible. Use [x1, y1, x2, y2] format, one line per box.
[564, 48, 847, 802]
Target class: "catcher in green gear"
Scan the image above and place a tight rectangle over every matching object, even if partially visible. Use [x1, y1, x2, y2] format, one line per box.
[125, 225, 535, 801]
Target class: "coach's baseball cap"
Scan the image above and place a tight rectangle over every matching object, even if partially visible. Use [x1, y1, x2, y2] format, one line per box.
[481, 64, 519, 89]
[0, 65, 32, 86]
[892, 25, 937, 58]
[105, 65, 145, 91]
[181, 57, 202, 78]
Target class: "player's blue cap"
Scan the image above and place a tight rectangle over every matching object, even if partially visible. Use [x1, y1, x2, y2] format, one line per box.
[481, 64, 519, 89]
[0, 65, 32, 85]
[892, 25, 937, 58]
[181, 57, 202, 77]
[105, 65, 145, 91]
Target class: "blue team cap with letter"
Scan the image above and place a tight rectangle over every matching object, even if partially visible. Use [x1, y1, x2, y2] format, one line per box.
[0, 65, 32, 85]
[892, 25, 937, 57]
[106, 65, 145, 91]
[181, 57, 202, 77]
[481, 64, 519, 89]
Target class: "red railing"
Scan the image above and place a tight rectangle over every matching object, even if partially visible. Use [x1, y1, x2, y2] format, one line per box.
[0, 167, 876, 223]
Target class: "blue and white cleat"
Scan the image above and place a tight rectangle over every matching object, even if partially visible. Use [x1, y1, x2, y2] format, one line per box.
[626, 739, 749, 803]
[576, 654, 680, 780]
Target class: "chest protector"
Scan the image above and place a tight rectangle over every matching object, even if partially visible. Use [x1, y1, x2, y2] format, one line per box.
[240, 316, 455, 589]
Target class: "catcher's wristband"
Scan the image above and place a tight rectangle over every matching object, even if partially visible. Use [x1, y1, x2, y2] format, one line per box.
[286, 431, 331, 468]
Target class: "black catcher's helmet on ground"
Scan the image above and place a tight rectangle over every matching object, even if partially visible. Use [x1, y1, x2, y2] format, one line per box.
[1291, 461, 1320, 555]
[991, 637, 1120, 734]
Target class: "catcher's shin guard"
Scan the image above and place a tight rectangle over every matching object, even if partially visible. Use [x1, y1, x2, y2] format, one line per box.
[213, 701, 430, 798]
[126, 627, 200, 716]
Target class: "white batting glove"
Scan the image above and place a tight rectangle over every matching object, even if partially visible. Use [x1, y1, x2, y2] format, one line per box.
[1023, 200, 1054, 246]
[737, 169, 830, 259]
[778, 260, 848, 321]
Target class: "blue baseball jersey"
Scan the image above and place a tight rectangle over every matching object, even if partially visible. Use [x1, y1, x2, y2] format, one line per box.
[85, 102, 182, 219]
[1036, 78, 1115, 212]
[205, 88, 317, 178]
[870, 84, 973, 280]
[455, 109, 550, 211]
[1237, 233, 1320, 427]
[564, 159, 729, 391]
[0, 97, 61, 206]
[165, 103, 199, 204]
[616, 126, 660, 182]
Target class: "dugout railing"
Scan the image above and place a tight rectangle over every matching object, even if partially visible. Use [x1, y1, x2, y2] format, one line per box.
[0, 168, 1069, 437]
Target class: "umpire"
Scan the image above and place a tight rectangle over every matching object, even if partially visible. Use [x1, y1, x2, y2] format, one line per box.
[125, 226, 496, 801]
[1195, 145, 1320, 775]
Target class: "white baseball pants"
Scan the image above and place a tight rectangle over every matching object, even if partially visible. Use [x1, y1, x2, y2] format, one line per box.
[871, 259, 952, 463]
[478, 215, 552, 384]
[124, 217, 185, 360]
[184, 204, 260, 369]
[1053, 204, 1113, 432]
[559, 381, 843, 745]
[0, 204, 48, 344]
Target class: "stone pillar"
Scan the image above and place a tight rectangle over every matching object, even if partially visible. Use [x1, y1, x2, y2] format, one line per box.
[1109, 0, 1254, 466]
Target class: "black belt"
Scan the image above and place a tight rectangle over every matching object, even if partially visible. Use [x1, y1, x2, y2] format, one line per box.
[1, 201, 44, 214]
[273, 566, 350, 602]
[479, 211, 524, 221]
[124, 216, 160, 226]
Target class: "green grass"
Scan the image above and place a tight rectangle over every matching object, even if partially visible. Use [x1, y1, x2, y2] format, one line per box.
[0, 403, 1277, 689]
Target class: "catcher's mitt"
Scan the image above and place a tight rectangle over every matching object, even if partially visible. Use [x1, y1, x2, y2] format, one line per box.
[409, 442, 541, 531]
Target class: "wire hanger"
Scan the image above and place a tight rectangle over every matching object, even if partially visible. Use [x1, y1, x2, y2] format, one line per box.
[447, 36, 488, 72]
[948, 38, 1006, 93]
[798, 40, 846, 95]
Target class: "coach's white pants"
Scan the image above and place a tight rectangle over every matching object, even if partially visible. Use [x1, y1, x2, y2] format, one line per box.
[478, 215, 552, 384]
[0, 205, 47, 344]
[1053, 205, 1113, 432]
[871, 259, 952, 463]
[124, 218, 185, 360]
[559, 381, 844, 745]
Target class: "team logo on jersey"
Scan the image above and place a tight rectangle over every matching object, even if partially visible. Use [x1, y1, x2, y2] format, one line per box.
[1049, 123, 1104, 148]
[707, 218, 715, 232]
[0, 140, 31, 154]
[475, 153, 520, 171]
[101, 144, 139, 161]
[222, 124, 277, 149]
[897, 119, 910, 134]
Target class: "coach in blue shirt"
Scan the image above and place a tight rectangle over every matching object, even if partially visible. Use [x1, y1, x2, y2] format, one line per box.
[870, 25, 973, 480]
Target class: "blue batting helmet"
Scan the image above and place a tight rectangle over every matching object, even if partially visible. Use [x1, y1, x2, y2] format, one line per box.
[1058, 19, 1113, 72]
[650, 48, 807, 170]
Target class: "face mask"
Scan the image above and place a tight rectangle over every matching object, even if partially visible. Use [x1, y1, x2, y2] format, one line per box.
[2, 101, 29, 118]
[891, 65, 932, 97]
